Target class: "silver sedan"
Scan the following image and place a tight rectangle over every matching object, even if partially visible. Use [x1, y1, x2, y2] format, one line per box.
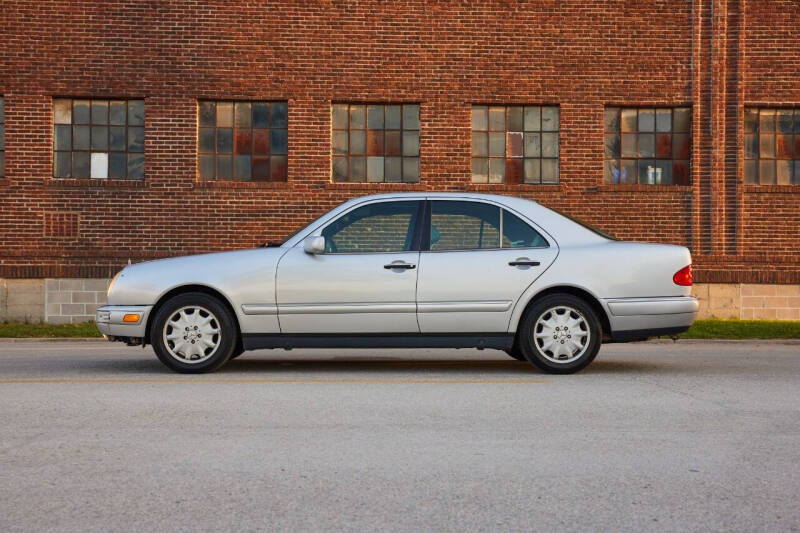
[97, 193, 698, 374]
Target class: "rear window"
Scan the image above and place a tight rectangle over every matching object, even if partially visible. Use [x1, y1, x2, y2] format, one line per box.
[548, 208, 618, 241]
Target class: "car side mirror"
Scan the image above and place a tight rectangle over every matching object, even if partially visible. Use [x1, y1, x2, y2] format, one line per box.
[303, 235, 325, 254]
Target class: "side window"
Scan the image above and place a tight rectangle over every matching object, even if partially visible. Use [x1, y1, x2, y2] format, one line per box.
[321, 201, 420, 253]
[502, 210, 548, 248]
[430, 201, 500, 251]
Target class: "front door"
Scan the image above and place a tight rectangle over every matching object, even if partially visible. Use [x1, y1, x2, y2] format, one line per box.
[275, 200, 423, 334]
[416, 200, 558, 333]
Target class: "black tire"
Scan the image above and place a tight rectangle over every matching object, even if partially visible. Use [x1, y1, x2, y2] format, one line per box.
[504, 346, 527, 361]
[150, 292, 237, 373]
[229, 343, 245, 360]
[518, 293, 602, 374]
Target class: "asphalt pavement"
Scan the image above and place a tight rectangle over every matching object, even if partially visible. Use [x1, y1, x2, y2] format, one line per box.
[0, 339, 798, 532]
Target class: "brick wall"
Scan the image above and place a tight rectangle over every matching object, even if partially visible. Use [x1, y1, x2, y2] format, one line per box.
[0, 0, 797, 284]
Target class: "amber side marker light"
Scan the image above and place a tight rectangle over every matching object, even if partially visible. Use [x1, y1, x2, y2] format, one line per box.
[123, 314, 141, 323]
[673, 264, 693, 286]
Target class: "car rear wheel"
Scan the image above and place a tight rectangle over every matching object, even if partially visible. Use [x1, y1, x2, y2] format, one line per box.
[518, 293, 602, 374]
[150, 292, 237, 373]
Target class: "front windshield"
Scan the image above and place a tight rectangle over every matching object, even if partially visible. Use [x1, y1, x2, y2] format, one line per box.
[548, 207, 619, 241]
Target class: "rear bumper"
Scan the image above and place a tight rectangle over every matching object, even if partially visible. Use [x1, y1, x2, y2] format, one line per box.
[96, 305, 152, 339]
[603, 296, 698, 342]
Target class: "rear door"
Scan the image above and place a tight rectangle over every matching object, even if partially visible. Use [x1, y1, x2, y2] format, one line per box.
[416, 199, 557, 333]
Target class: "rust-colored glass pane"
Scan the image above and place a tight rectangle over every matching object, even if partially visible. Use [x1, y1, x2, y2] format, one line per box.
[776, 160, 791, 185]
[366, 130, 384, 155]
[776, 135, 792, 159]
[235, 129, 252, 154]
[743, 160, 757, 184]
[794, 135, 800, 158]
[270, 155, 287, 181]
[54, 99, 72, 124]
[744, 134, 757, 159]
[488, 107, 505, 131]
[621, 109, 637, 132]
[252, 157, 270, 181]
[759, 134, 775, 158]
[505, 158, 523, 184]
[656, 133, 672, 158]
[506, 132, 523, 157]
[472, 106, 488, 131]
[253, 129, 269, 155]
[673, 108, 690, 132]
[216, 102, 233, 127]
[507, 106, 523, 131]
[743, 108, 757, 133]
[332, 156, 348, 182]
[604, 108, 619, 132]
[673, 133, 690, 159]
[385, 131, 401, 156]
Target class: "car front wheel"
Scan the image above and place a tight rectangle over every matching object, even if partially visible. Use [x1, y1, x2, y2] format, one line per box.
[518, 293, 602, 374]
[150, 292, 237, 373]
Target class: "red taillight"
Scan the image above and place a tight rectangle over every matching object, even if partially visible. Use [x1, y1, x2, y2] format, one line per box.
[673, 264, 693, 286]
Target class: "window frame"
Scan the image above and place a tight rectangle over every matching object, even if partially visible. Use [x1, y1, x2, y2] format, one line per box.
[743, 107, 800, 186]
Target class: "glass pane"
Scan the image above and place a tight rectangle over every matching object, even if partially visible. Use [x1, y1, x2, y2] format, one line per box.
[506, 132, 523, 157]
[332, 130, 348, 155]
[253, 129, 269, 155]
[72, 125, 90, 151]
[743, 160, 757, 184]
[759, 134, 775, 158]
[109, 153, 126, 179]
[349, 130, 366, 155]
[331, 104, 348, 129]
[127, 100, 145, 126]
[253, 103, 269, 128]
[502, 210, 547, 248]
[385, 105, 401, 129]
[620, 159, 636, 184]
[385, 156, 402, 182]
[54, 99, 72, 124]
[127, 126, 145, 152]
[54, 152, 71, 178]
[471, 106, 488, 131]
[109, 126, 126, 151]
[270, 103, 288, 128]
[472, 132, 488, 157]
[743, 108, 757, 133]
[73, 100, 90, 124]
[604, 108, 619, 132]
[367, 130, 384, 155]
[216, 128, 233, 153]
[604, 134, 620, 158]
[323, 201, 420, 253]
[638, 133, 655, 158]
[654, 160, 672, 184]
[367, 156, 384, 182]
[621, 109, 637, 132]
[795, 160, 800, 185]
[385, 130, 401, 156]
[402, 105, 420, 130]
[270, 129, 288, 155]
[776, 160, 791, 185]
[402, 157, 419, 182]
[604, 159, 619, 184]
[743, 134, 757, 159]
[541, 132, 558, 158]
[541, 159, 559, 183]
[73, 152, 90, 178]
[235, 129, 252, 154]
[541, 107, 559, 131]
[0, 129, 3, 151]
[638, 109, 655, 132]
[506, 158, 523, 184]
[524, 158, 541, 183]
[216, 155, 232, 179]
[350, 157, 366, 182]
[795, 110, 800, 134]
[235, 155, 251, 180]
[216, 102, 233, 127]
[488, 132, 505, 157]
[430, 201, 500, 251]
[525, 133, 541, 158]
[673, 133, 690, 159]
[621, 133, 636, 157]
[777, 135, 792, 159]
[795, 135, 800, 159]
[270, 155, 287, 181]
[90, 152, 108, 179]
[488, 107, 505, 131]
[332, 156, 348, 182]
[367, 105, 384, 129]
[507, 106, 523, 131]
[0, 99, 3, 124]
[348, 105, 366, 129]
[656, 133, 672, 158]
[252, 157, 270, 181]
[524, 106, 541, 131]
[54, 125, 71, 150]
[673, 160, 690, 185]
[656, 109, 672, 132]
[759, 160, 776, 184]
[235, 102, 252, 128]
[759, 110, 775, 133]
[673, 108, 691, 132]
[91, 126, 108, 151]
[198, 154, 215, 179]
[127, 154, 144, 179]
[778, 110, 793, 133]
[638, 160, 656, 184]
[198, 102, 216, 127]
[91, 101, 108, 124]
[489, 158, 505, 183]
[471, 158, 488, 183]
[198, 128, 214, 153]
[0, 153, 3, 178]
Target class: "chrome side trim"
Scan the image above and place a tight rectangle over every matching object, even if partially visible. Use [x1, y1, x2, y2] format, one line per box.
[241, 304, 279, 315]
[417, 300, 513, 313]
[278, 302, 416, 314]
[605, 297, 699, 316]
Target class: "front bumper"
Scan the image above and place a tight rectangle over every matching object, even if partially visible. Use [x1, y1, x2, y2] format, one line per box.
[96, 305, 152, 339]
[604, 296, 699, 341]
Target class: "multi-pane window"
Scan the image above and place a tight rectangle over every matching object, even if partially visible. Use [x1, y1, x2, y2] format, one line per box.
[744, 108, 800, 185]
[53, 99, 145, 179]
[604, 107, 690, 185]
[198, 101, 288, 181]
[471, 105, 559, 184]
[0, 98, 5, 178]
[331, 104, 420, 183]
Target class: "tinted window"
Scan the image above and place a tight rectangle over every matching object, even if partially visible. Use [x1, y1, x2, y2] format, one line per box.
[502, 210, 548, 247]
[322, 201, 420, 253]
[430, 201, 500, 251]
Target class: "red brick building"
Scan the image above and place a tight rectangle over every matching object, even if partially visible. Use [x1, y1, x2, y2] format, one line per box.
[1, 0, 799, 322]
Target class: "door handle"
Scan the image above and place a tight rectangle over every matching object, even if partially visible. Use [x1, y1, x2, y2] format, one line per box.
[384, 263, 416, 270]
[509, 259, 540, 267]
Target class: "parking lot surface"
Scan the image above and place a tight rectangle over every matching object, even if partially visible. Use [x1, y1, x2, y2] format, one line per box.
[0, 340, 798, 532]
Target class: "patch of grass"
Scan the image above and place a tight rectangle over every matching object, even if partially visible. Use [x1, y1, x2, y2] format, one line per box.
[0, 321, 103, 338]
[676, 318, 800, 339]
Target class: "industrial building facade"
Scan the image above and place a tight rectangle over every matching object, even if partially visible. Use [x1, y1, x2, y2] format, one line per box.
[1, 0, 799, 323]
